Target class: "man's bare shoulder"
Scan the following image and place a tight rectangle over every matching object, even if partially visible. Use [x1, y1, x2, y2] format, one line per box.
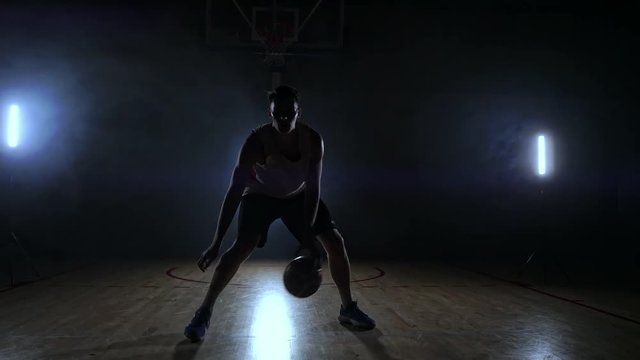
[250, 123, 272, 136]
[238, 124, 268, 165]
[301, 122, 323, 160]
[247, 123, 272, 144]
[301, 123, 323, 145]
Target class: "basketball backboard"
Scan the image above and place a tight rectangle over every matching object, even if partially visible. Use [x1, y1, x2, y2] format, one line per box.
[205, 0, 345, 53]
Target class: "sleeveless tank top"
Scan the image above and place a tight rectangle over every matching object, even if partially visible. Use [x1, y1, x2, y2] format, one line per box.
[242, 122, 312, 199]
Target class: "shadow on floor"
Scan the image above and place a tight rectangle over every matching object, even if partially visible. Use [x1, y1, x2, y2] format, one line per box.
[46, 333, 203, 360]
[343, 326, 402, 360]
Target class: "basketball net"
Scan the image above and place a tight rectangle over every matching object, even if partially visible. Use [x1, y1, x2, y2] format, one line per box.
[262, 24, 289, 69]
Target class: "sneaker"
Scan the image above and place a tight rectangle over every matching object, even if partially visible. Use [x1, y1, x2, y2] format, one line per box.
[338, 301, 376, 330]
[184, 308, 212, 342]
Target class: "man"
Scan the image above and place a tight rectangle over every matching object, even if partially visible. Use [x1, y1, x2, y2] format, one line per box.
[184, 85, 375, 342]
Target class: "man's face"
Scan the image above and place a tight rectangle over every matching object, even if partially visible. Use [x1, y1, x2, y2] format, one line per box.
[270, 98, 299, 134]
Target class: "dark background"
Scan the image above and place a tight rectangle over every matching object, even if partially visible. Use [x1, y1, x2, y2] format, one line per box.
[0, 1, 638, 272]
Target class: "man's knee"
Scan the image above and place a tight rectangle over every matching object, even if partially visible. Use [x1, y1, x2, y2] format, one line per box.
[219, 236, 258, 267]
[318, 229, 346, 256]
[218, 249, 251, 270]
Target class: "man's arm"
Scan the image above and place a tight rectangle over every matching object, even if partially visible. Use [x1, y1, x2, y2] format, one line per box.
[304, 130, 324, 243]
[211, 131, 261, 249]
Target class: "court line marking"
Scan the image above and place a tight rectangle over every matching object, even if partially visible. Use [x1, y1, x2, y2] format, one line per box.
[455, 265, 640, 327]
[165, 266, 385, 285]
[0, 263, 95, 293]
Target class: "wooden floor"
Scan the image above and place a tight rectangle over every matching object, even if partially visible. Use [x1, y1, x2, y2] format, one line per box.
[1, 259, 639, 360]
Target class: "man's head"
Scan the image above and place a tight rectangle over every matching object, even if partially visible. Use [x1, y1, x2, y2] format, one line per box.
[269, 85, 299, 134]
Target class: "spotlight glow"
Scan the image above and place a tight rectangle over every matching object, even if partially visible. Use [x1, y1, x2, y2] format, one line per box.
[251, 292, 293, 360]
[537, 135, 546, 176]
[7, 104, 20, 148]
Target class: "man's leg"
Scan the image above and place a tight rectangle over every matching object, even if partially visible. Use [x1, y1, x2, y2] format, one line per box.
[317, 227, 376, 329]
[199, 231, 261, 312]
[281, 194, 374, 327]
[317, 228, 353, 308]
[184, 231, 261, 341]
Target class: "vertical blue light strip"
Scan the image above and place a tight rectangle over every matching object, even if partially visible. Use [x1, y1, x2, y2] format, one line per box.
[7, 104, 20, 148]
[537, 135, 546, 175]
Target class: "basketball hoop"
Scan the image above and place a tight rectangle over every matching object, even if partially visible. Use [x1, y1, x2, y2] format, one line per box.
[262, 24, 289, 69]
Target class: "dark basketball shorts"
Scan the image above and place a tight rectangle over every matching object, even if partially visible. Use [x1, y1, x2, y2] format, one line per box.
[238, 191, 338, 248]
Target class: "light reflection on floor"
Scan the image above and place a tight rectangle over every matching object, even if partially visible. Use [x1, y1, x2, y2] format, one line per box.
[2, 260, 639, 359]
[522, 318, 563, 360]
[250, 290, 294, 360]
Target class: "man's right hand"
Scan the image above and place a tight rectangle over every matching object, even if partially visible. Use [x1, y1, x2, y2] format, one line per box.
[197, 244, 220, 272]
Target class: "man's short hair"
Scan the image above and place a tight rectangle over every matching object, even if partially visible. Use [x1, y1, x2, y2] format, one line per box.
[268, 85, 299, 104]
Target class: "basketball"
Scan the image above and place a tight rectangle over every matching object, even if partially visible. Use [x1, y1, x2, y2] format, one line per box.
[283, 256, 322, 298]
